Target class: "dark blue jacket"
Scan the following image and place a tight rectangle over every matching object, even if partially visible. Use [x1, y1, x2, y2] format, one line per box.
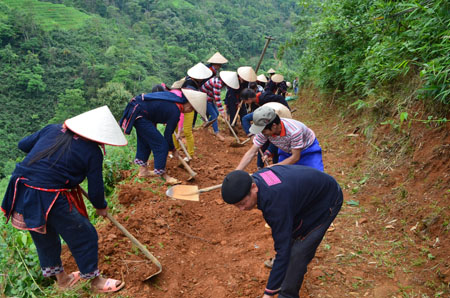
[252, 165, 342, 292]
[2, 124, 106, 229]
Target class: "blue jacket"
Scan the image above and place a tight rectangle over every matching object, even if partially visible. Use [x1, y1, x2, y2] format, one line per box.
[252, 165, 342, 292]
[2, 124, 106, 229]
[120, 91, 187, 135]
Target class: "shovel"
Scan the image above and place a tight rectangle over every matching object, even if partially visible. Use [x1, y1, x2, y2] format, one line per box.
[80, 187, 162, 280]
[165, 184, 222, 201]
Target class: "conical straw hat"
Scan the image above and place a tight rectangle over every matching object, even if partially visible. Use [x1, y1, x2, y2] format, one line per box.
[263, 102, 292, 119]
[181, 88, 207, 120]
[286, 81, 292, 88]
[271, 73, 284, 83]
[257, 74, 268, 83]
[170, 78, 185, 89]
[187, 63, 213, 80]
[267, 68, 276, 74]
[237, 66, 257, 82]
[65, 106, 127, 146]
[207, 52, 228, 64]
[219, 71, 239, 89]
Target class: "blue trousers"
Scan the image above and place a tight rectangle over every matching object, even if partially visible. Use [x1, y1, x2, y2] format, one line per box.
[278, 138, 324, 171]
[30, 196, 99, 278]
[279, 188, 343, 298]
[134, 117, 168, 171]
[206, 101, 220, 133]
[242, 112, 253, 135]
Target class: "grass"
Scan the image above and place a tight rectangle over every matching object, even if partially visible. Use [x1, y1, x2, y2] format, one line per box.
[1, 0, 92, 31]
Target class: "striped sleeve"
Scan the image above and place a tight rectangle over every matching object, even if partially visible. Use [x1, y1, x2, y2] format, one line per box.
[253, 133, 268, 147]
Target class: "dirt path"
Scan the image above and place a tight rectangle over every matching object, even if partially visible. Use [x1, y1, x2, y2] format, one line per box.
[62, 92, 449, 297]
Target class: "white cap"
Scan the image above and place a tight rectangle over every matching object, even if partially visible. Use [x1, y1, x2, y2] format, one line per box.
[65, 106, 127, 146]
[207, 52, 228, 64]
[181, 88, 207, 120]
[237, 66, 257, 82]
[219, 71, 239, 89]
[187, 63, 213, 80]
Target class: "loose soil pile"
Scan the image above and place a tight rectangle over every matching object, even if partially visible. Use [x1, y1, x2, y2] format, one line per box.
[62, 94, 449, 297]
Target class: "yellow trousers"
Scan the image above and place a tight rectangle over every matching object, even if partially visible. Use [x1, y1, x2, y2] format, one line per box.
[173, 111, 195, 156]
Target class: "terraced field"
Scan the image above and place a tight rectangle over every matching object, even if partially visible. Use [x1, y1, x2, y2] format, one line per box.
[1, 0, 92, 30]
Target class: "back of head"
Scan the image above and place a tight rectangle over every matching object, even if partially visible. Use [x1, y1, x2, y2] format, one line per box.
[240, 88, 256, 100]
[221, 170, 253, 204]
[151, 84, 166, 93]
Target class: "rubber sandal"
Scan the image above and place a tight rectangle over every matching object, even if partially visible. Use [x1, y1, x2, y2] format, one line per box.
[95, 278, 125, 293]
[57, 271, 81, 290]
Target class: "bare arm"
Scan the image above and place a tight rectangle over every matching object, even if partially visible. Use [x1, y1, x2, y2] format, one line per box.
[236, 144, 260, 170]
[273, 148, 301, 166]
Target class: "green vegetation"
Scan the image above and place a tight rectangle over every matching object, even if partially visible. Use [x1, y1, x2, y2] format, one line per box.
[0, 0, 298, 296]
[0, 0, 299, 175]
[281, 0, 449, 112]
[1, 0, 92, 30]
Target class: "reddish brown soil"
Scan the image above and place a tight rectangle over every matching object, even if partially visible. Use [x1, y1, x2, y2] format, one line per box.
[62, 93, 449, 297]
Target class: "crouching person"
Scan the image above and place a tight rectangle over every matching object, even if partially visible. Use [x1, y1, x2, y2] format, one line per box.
[221, 165, 343, 298]
[1, 106, 126, 293]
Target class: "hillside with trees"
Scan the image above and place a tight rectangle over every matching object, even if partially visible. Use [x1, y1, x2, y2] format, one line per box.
[0, 0, 299, 175]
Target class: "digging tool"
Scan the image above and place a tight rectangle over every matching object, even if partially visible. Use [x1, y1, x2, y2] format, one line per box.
[241, 137, 251, 145]
[165, 184, 222, 201]
[259, 148, 270, 167]
[221, 114, 241, 145]
[176, 153, 197, 180]
[80, 187, 162, 280]
[175, 134, 191, 161]
[231, 102, 242, 127]
[202, 119, 216, 129]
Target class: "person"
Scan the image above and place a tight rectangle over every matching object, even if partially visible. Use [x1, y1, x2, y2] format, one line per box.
[119, 89, 207, 184]
[256, 74, 268, 90]
[206, 52, 228, 77]
[236, 105, 324, 171]
[293, 77, 299, 95]
[225, 66, 257, 128]
[183, 62, 213, 128]
[200, 71, 239, 141]
[1, 106, 127, 293]
[169, 78, 195, 162]
[265, 74, 287, 97]
[221, 166, 343, 298]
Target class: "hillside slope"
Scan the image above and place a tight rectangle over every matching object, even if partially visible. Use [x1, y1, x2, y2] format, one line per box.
[60, 93, 449, 297]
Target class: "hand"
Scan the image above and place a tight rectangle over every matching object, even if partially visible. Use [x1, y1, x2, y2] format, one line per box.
[261, 154, 269, 163]
[96, 207, 108, 217]
[262, 294, 274, 298]
[172, 150, 180, 159]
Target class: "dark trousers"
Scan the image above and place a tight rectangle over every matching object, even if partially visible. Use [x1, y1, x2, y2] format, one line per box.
[30, 196, 99, 278]
[134, 117, 168, 171]
[279, 189, 343, 298]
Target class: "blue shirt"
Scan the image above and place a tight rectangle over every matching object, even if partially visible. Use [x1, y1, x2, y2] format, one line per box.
[253, 165, 342, 292]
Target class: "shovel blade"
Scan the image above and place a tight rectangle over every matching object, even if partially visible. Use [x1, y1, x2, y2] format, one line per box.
[166, 185, 200, 201]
